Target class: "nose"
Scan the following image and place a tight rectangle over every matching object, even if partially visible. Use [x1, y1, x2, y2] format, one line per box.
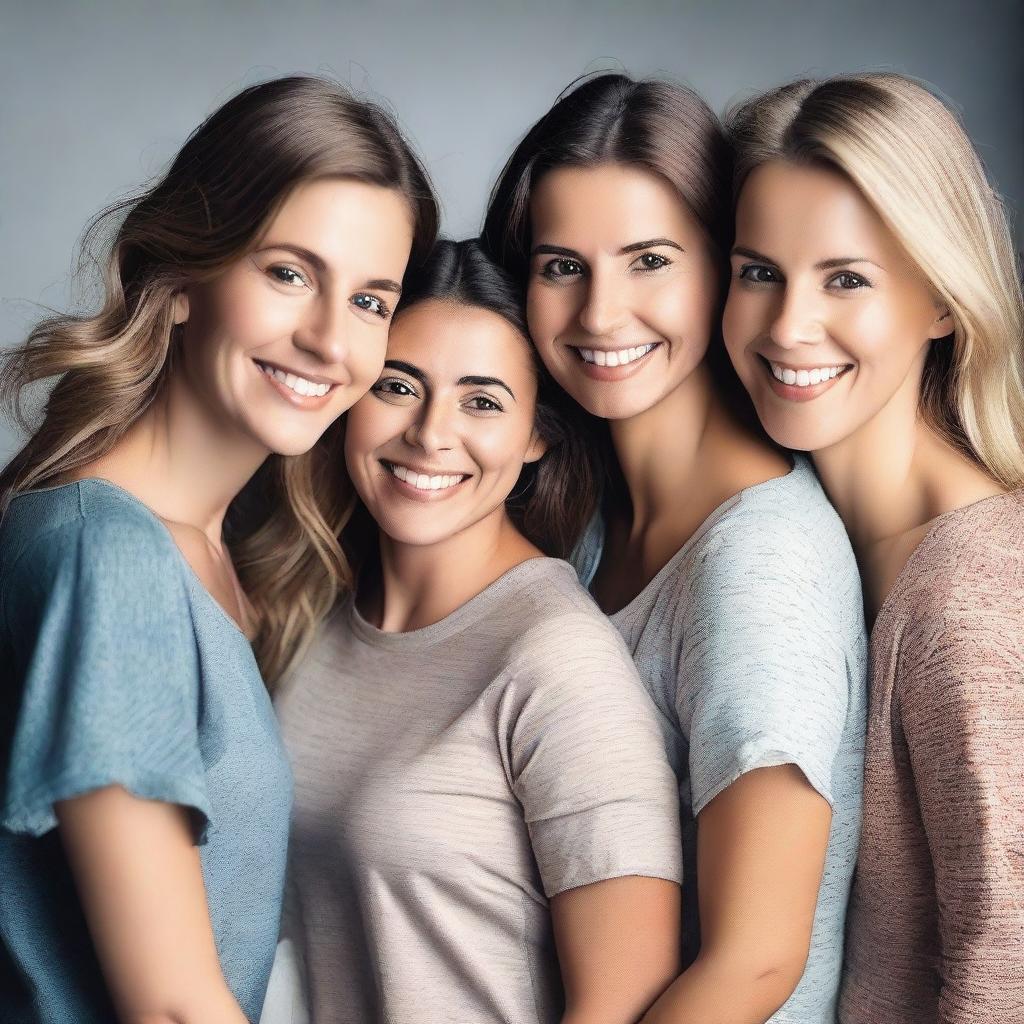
[403, 395, 454, 454]
[577, 268, 630, 337]
[293, 295, 350, 366]
[769, 282, 826, 349]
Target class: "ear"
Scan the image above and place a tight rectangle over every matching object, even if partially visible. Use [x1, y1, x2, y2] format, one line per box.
[523, 429, 548, 465]
[172, 291, 190, 326]
[927, 302, 953, 340]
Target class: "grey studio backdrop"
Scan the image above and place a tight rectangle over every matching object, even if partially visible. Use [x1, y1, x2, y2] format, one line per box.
[2, 0, 1022, 466]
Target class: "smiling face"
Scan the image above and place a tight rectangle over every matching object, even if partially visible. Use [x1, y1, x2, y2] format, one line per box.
[526, 163, 720, 421]
[344, 299, 546, 548]
[723, 160, 951, 453]
[176, 177, 414, 457]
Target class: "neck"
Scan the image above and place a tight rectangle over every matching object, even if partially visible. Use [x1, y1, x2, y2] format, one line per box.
[368, 508, 539, 633]
[85, 369, 269, 544]
[812, 363, 989, 552]
[608, 360, 719, 531]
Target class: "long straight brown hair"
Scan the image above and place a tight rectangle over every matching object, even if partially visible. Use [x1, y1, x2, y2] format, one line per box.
[0, 75, 438, 684]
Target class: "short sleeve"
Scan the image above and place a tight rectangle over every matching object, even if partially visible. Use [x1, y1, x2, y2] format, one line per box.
[502, 613, 682, 898]
[680, 509, 860, 816]
[1, 508, 212, 840]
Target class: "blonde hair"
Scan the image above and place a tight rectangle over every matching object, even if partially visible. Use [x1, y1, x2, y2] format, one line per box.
[728, 73, 1024, 488]
[1, 76, 438, 685]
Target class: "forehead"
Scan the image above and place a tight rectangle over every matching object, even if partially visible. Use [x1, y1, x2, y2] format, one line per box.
[530, 163, 700, 244]
[735, 160, 889, 255]
[387, 300, 535, 381]
[262, 178, 413, 269]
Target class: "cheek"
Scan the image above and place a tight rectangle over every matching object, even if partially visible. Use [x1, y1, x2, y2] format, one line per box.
[527, 284, 574, 346]
[344, 401, 399, 466]
[205, 274, 296, 354]
[345, 327, 390, 389]
[833, 297, 928, 372]
[470, 420, 536, 479]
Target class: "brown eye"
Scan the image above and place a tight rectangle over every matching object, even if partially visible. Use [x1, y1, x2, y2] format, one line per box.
[636, 253, 670, 271]
[269, 266, 307, 288]
[738, 264, 780, 285]
[542, 258, 584, 280]
[831, 272, 869, 290]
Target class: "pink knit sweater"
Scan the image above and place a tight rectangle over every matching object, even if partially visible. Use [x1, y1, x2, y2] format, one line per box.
[840, 490, 1024, 1023]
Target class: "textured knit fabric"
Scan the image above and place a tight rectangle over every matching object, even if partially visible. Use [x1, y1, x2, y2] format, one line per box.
[0, 480, 292, 1023]
[574, 455, 867, 1024]
[273, 557, 683, 1024]
[839, 490, 1024, 1024]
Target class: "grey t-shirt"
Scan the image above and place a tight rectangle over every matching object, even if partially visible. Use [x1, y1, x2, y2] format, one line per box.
[274, 557, 683, 1024]
[0, 480, 292, 1023]
[573, 456, 867, 1024]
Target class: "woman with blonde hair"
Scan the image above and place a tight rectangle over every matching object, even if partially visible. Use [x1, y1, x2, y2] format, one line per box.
[723, 73, 1024, 1023]
[0, 75, 436, 1023]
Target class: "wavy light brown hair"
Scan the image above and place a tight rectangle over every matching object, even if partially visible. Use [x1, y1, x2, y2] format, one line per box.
[0, 75, 438, 685]
[728, 74, 1024, 488]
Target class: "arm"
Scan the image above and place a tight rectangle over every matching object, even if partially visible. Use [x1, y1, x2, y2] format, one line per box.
[642, 765, 831, 1024]
[901, 625, 1024, 1023]
[58, 785, 249, 1024]
[552, 875, 681, 1024]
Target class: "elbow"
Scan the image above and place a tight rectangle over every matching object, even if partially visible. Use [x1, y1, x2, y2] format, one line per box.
[700, 945, 809, 1020]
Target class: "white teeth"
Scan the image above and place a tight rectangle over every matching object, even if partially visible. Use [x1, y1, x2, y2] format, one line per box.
[260, 362, 332, 398]
[578, 343, 655, 367]
[769, 362, 848, 388]
[386, 463, 465, 492]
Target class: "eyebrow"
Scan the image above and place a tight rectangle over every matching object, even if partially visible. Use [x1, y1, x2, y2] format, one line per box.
[531, 238, 684, 259]
[383, 362, 516, 401]
[731, 245, 883, 271]
[260, 243, 402, 293]
[458, 375, 516, 401]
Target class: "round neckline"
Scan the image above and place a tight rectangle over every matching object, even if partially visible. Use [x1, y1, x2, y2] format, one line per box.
[597, 455, 808, 621]
[14, 477, 253, 645]
[347, 556, 567, 650]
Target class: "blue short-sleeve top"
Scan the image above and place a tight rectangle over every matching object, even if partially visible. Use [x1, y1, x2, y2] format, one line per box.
[0, 479, 292, 1023]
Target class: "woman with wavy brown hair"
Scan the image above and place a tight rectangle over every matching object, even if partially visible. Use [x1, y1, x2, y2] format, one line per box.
[0, 75, 436, 1023]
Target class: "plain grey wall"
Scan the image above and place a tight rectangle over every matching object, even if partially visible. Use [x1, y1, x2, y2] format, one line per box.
[3, 0, 1022, 465]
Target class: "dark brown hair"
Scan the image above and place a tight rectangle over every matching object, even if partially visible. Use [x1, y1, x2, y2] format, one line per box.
[0, 75, 439, 684]
[482, 72, 732, 279]
[347, 238, 598, 561]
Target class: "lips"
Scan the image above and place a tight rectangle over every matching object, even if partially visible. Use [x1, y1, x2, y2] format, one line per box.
[759, 355, 853, 402]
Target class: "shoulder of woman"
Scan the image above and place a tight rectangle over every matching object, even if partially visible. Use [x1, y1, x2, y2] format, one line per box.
[3, 481, 184, 606]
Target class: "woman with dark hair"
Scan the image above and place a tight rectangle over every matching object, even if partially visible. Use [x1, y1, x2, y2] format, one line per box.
[0, 76, 436, 1023]
[484, 73, 867, 1023]
[272, 239, 684, 1024]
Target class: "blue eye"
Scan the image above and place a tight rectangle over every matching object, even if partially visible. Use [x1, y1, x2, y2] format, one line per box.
[353, 293, 391, 318]
[738, 264, 781, 285]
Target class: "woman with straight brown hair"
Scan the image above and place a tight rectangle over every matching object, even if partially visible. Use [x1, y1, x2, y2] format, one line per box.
[484, 73, 867, 1024]
[0, 75, 436, 1023]
[724, 73, 1024, 1023]
[271, 239, 684, 1024]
